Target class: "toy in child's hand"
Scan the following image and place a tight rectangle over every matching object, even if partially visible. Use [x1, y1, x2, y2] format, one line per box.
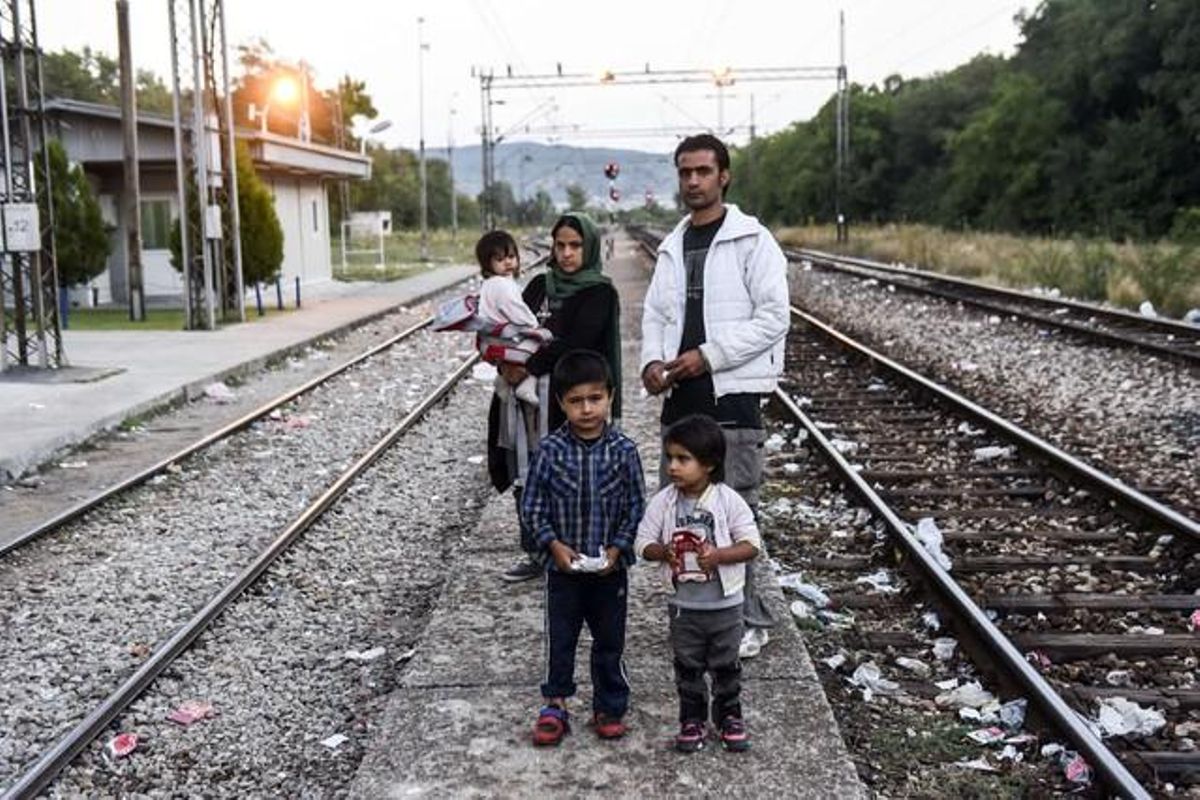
[671, 530, 709, 583]
[571, 553, 610, 573]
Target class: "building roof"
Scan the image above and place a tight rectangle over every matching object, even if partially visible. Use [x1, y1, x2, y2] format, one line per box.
[44, 97, 371, 180]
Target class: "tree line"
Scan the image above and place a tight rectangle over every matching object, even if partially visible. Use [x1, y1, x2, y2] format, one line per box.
[729, 0, 1200, 242]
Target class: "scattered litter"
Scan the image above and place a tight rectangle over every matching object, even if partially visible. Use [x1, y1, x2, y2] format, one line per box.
[1060, 751, 1092, 784]
[739, 627, 770, 659]
[167, 700, 215, 727]
[782, 462, 802, 475]
[956, 422, 985, 437]
[1104, 669, 1132, 687]
[987, 315, 1002, 325]
[1041, 743, 1064, 759]
[466, 455, 485, 465]
[829, 438, 859, 455]
[817, 609, 855, 629]
[959, 707, 983, 722]
[914, 518, 952, 570]
[58, 461, 88, 470]
[934, 677, 959, 691]
[814, 420, 839, 431]
[936, 680, 996, 710]
[998, 744, 1023, 763]
[971, 445, 1012, 462]
[849, 661, 900, 701]
[999, 698, 1028, 731]
[1184, 308, 1200, 325]
[764, 433, 787, 453]
[107, 733, 138, 758]
[855, 568, 900, 594]
[1139, 300, 1157, 318]
[952, 756, 998, 772]
[894, 656, 931, 678]
[320, 733, 349, 750]
[284, 415, 312, 430]
[1005, 733, 1037, 746]
[204, 381, 237, 404]
[1189, 609, 1200, 632]
[1094, 697, 1166, 738]
[1025, 650, 1053, 669]
[932, 637, 958, 661]
[867, 380, 888, 393]
[921, 611, 941, 631]
[966, 726, 1007, 745]
[789, 600, 813, 620]
[823, 653, 847, 670]
[1127, 625, 1165, 635]
[777, 575, 831, 608]
[395, 648, 417, 664]
[343, 646, 386, 663]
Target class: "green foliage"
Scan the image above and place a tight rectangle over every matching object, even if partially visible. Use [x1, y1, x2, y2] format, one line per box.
[234, 140, 283, 284]
[44, 139, 111, 286]
[1072, 238, 1116, 300]
[1171, 208, 1200, 244]
[728, 1, 1200, 241]
[1127, 245, 1199, 317]
[565, 183, 589, 211]
[43, 46, 173, 113]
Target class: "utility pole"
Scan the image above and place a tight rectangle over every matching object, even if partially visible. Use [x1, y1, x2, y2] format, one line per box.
[448, 103, 458, 239]
[835, 10, 849, 243]
[417, 16, 429, 260]
[116, 0, 144, 321]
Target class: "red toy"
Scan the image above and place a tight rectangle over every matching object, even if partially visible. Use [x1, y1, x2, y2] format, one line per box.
[672, 529, 710, 583]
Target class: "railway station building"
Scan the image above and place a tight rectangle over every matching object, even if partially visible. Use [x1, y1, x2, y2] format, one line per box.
[45, 98, 371, 307]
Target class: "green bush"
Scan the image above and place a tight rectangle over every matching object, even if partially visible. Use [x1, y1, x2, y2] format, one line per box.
[1170, 208, 1200, 244]
[1072, 239, 1115, 301]
[1127, 245, 1199, 317]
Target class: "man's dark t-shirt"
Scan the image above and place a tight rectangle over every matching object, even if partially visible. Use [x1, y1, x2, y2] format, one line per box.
[661, 212, 762, 429]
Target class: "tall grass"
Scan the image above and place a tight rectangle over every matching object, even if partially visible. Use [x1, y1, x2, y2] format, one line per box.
[779, 223, 1200, 317]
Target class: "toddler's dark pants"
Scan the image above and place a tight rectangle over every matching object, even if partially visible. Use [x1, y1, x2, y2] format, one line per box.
[669, 604, 744, 723]
[541, 568, 629, 718]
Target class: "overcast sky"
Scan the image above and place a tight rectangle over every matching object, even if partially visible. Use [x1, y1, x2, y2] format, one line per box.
[41, 0, 1032, 154]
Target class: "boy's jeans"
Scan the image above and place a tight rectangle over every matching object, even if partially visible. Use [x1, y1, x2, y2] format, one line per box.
[542, 568, 630, 718]
[669, 604, 744, 723]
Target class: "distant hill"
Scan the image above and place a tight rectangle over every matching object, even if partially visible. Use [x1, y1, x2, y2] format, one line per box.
[437, 141, 679, 210]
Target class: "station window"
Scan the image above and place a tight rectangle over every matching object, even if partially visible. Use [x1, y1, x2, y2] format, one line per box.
[140, 199, 172, 250]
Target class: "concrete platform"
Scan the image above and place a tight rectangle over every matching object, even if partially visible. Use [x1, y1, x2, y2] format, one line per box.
[348, 235, 864, 798]
[0, 266, 475, 481]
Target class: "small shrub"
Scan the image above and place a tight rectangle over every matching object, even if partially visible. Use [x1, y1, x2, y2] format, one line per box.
[1072, 239, 1115, 301]
[1106, 272, 1144, 310]
[1170, 207, 1200, 244]
[1127, 245, 1199, 317]
[1017, 241, 1074, 292]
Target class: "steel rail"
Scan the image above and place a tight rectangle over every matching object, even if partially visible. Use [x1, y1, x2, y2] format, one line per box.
[773, 386, 1151, 800]
[1, 353, 481, 800]
[793, 306, 1200, 541]
[2, 253, 548, 559]
[795, 248, 1200, 363]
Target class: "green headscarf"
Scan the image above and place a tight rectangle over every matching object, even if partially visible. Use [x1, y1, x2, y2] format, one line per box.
[545, 212, 623, 420]
[545, 212, 610, 299]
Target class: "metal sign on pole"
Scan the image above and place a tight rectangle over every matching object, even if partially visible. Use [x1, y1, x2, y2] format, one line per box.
[0, 0, 63, 372]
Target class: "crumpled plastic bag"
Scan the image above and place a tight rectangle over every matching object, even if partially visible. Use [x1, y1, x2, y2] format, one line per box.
[849, 661, 900, 701]
[914, 517, 952, 570]
[936, 680, 996, 710]
[776, 574, 831, 608]
[1094, 697, 1166, 738]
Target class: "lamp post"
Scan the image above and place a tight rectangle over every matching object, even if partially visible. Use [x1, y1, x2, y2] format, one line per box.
[417, 16, 429, 261]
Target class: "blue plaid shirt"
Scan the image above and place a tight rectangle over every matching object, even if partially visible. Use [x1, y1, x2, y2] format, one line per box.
[520, 423, 645, 569]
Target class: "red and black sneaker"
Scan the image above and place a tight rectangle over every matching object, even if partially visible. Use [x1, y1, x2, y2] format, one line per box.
[674, 720, 706, 753]
[592, 712, 627, 740]
[719, 715, 751, 751]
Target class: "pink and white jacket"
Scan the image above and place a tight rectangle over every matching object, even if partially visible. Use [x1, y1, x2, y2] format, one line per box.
[634, 483, 761, 598]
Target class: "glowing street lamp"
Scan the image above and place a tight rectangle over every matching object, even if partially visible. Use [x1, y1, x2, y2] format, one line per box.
[249, 74, 301, 135]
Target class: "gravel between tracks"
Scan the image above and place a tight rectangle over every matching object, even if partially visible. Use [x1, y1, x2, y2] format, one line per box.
[44, 385, 493, 798]
[0, 320, 483, 790]
[791, 266, 1200, 518]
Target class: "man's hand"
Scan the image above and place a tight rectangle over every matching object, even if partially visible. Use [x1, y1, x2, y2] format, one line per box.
[499, 363, 528, 386]
[548, 540, 578, 573]
[663, 349, 707, 381]
[641, 361, 671, 395]
[599, 545, 622, 575]
[697, 543, 723, 573]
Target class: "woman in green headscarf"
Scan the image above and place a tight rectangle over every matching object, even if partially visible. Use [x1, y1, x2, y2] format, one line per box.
[490, 211, 622, 448]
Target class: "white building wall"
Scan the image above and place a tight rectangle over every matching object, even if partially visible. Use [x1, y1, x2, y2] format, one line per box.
[269, 175, 333, 287]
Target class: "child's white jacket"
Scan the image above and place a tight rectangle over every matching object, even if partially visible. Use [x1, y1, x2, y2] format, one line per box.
[634, 483, 761, 598]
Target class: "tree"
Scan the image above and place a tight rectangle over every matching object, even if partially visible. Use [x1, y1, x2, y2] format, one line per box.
[44, 139, 111, 286]
[234, 140, 284, 284]
[43, 46, 174, 113]
[565, 183, 589, 211]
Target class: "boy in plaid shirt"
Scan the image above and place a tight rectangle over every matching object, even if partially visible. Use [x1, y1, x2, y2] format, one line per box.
[521, 349, 645, 746]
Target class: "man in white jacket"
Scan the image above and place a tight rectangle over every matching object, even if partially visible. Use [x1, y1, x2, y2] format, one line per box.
[640, 133, 790, 631]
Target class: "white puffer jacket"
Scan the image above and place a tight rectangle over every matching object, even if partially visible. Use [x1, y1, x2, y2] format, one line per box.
[639, 204, 789, 398]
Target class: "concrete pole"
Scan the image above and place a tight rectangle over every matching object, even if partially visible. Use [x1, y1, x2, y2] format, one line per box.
[216, 0, 244, 321]
[417, 17, 429, 260]
[448, 106, 458, 239]
[117, 0, 144, 321]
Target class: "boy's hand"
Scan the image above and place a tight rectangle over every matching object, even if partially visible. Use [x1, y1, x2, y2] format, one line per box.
[697, 543, 723, 573]
[599, 546, 622, 575]
[499, 363, 528, 386]
[642, 542, 677, 567]
[548, 540, 578, 572]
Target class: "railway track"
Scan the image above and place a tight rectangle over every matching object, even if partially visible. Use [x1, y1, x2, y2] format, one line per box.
[1, 342, 483, 799]
[631, 225, 1198, 796]
[793, 248, 1200, 366]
